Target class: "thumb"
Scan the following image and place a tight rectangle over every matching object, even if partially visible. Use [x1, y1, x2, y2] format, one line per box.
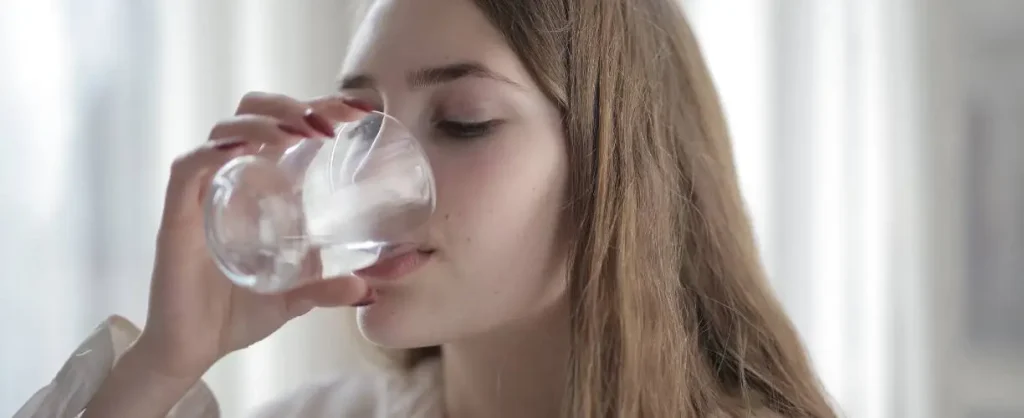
[283, 276, 373, 310]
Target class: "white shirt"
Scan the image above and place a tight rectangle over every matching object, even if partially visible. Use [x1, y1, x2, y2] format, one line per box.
[14, 316, 445, 418]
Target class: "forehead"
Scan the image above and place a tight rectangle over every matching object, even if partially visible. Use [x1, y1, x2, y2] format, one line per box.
[339, 0, 530, 87]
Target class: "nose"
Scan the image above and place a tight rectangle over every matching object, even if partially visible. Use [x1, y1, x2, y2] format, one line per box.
[329, 111, 434, 207]
[324, 111, 436, 244]
[330, 112, 421, 184]
[351, 113, 407, 182]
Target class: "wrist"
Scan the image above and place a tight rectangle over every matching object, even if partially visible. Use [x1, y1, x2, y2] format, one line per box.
[82, 340, 208, 418]
[119, 340, 205, 390]
[130, 332, 215, 381]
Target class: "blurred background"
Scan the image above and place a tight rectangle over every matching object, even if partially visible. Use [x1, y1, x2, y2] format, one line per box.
[0, 0, 1021, 417]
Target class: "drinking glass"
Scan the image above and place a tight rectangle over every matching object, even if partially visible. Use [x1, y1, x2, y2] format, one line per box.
[203, 110, 434, 293]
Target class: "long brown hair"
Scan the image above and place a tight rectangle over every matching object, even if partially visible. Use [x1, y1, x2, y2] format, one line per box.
[371, 0, 836, 416]
[460, 1, 837, 417]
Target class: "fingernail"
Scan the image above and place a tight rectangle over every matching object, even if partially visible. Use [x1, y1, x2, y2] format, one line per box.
[214, 139, 247, 150]
[352, 288, 376, 307]
[304, 109, 336, 138]
[341, 98, 378, 113]
[278, 123, 313, 138]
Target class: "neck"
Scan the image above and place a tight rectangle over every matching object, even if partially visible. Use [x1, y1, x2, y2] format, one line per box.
[441, 301, 569, 418]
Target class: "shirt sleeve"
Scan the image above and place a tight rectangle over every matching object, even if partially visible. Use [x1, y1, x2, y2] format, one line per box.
[12, 315, 219, 418]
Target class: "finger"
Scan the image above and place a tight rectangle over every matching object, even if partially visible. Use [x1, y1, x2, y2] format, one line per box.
[162, 137, 258, 224]
[208, 114, 309, 143]
[307, 94, 374, 125]
[234, 92, 323, 138]
[284, 276, 372, 309]
[208, 114, 315, 162]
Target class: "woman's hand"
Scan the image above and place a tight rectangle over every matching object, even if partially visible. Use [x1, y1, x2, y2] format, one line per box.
[83, 93, 371, 418]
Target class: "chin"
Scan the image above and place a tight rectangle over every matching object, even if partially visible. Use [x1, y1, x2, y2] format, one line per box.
[355, 294, 446, 349]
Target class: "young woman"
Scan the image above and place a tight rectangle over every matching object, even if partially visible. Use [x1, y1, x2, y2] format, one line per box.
[19, 0, 836, 416]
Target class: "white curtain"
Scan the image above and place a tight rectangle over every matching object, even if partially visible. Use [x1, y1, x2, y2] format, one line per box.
[0, 1, 1015, 417]
[685, 1, 938, 416]
[0, 1, 364, 416]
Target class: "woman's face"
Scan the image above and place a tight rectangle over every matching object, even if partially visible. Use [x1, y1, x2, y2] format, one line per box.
[340, 0, 568, 348]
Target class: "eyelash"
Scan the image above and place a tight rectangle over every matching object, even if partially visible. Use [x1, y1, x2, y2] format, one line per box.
[348, 114, 499, 141]
[435, 119, 500, 139]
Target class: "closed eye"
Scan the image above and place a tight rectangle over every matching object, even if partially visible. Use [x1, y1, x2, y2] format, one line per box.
[436, 120, 502, 139]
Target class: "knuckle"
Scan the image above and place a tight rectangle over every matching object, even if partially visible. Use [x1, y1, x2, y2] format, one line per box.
[239, 90, 272, 105]
[237, 91, 292, 115]
[171, 151, 192, 168]
[209, 115, 279, 140]
[234, 113, 279, 127]
[207, 120, 233, 139]
[169, 151, 197, 174]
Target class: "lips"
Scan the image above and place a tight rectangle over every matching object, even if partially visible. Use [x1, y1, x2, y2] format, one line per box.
[353, 244, 434, 280]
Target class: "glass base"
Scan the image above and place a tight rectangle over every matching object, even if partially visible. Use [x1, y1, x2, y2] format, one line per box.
[230, 240, 383, 294]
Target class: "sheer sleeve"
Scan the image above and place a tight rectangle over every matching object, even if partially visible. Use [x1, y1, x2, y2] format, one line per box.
[13, 315, 219, 418]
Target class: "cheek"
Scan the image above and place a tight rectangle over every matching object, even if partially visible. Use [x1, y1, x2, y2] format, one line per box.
[430, 127, 567, 285]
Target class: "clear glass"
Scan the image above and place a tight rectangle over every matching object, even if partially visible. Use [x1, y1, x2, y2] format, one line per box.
[204, 111, 435, 294]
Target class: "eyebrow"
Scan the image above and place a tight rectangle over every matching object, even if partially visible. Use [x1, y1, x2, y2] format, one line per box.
[337, 62, 521, 91]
